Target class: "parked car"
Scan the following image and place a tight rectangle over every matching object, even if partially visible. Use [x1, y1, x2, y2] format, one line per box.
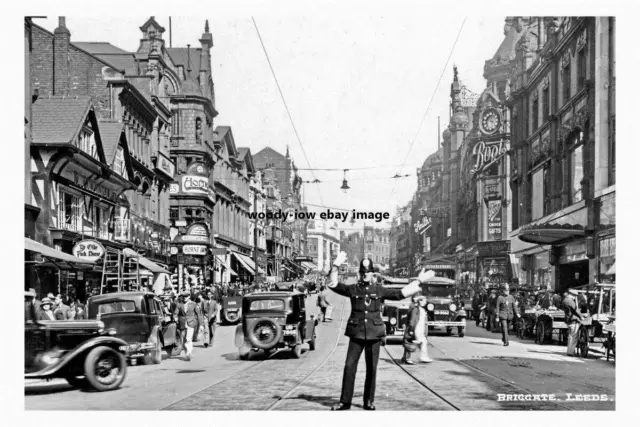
[25, 303, 128, 391]
[87, 291, 182, 364]
[235, 291, 317, 359]
[221, 296, 243, 325]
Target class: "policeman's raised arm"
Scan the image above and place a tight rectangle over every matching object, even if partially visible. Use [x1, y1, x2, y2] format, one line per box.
[327, 251, 349, 296]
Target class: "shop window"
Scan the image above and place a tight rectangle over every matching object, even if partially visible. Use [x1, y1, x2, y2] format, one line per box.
[114, 146, 126, 177]
[58, 190, 80, 231]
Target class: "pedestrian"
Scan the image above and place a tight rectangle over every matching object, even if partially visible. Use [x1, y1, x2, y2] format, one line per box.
[402, 294, 433, 364]
[24, 288, 40, 321]
[38, 298, 56, 321]
[53, 295, 69, 320]
[562, 289, 584, 357]
[326, 252, 426, 411]
[551, 290, 562, 309]
[173, 291, 204, 361]
[317, 286, 331, 322]
[75, 302, 87, 320]
[496, 284, 519, 346]
[65, 299, 78, 320]
[486, 289, 498, 331]
[192, 293, 204, 343]
[203, 290, 220, 347]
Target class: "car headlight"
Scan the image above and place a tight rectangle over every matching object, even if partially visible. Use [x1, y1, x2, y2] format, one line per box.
[97, 320, 105, 334]
[390, 317, 397, 325]
[107, 328, 117, 336]
[427, 303, 434, 311]
[449, 304, 457, 311]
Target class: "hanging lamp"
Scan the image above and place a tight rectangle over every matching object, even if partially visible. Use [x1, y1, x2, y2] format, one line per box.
[340, 169, 350, 193]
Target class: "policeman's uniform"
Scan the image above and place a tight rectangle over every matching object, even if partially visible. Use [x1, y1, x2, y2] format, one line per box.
[328, 258, 419, 410]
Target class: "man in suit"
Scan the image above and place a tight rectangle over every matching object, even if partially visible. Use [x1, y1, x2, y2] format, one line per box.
[53, 294, 69, 320]
[327, 251, 428, 411]
[317, 286, 332, 322]
[173, 291, 204, 361]
[562, 289, 584, 356]
[496, 284, 520, 346]
[202, 290, 220, 347]
[24, 288, 41, 321]
[486, 289, 498, 331]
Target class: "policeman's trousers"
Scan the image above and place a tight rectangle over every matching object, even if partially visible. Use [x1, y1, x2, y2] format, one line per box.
[340, 338, 381, 405]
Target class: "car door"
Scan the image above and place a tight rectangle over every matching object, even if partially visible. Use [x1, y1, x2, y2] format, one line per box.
[297, 295, 308, 340]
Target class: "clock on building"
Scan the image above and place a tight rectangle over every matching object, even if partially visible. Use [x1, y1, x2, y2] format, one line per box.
[480, 108, 501, 135]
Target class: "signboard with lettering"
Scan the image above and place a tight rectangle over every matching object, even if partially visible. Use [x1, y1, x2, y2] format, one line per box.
[413, 217, 431, 234]
[484, 178, 502, 200]
[72, 239, 105, 262]
[187, 224, 208, 236]
[487, 200, 503, 240]
[423, 264, 457, 270]
[477, 240, 510, 257]
[420, 205, 449, 219]
[183, 245, 207, 255]
[169, 183, 179, 194]
[470, 138, 509, 175]
[182, 175, 209, 194]
[156, 153, 175, 179]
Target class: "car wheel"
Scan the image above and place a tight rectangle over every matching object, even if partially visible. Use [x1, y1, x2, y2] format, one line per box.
[309, 333, 316, 351]
[83, 346, 127, 392]
[64, 372, 88, 389]
[144, 334, 162, 365]
[458, 327, 465, 338]
[292, 343, 302, 359]
[247, 317, 283, 350]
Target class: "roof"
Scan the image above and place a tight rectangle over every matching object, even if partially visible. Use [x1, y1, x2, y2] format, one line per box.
[98, 121, 124, 165]
[73, 42, 130, 55]
[31, 96, 92, 144]
[87, 291, 155, 303]
[237, 148, 250, 161]
[212, 125, 231, 143]
[180, 72, 203, 96]
[166, 47, 202, 72]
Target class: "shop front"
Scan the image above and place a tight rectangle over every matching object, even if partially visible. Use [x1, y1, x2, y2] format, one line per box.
[556, 240, 589, 293]
[476, 240, 512, 289]
[171, 222, 212, 291]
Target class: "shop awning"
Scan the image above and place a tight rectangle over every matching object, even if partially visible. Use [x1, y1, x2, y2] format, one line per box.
[25, 237, 95, 269]
[238, 253, 265, 275]
[518, 223, 585, 245]
[285, 258, 306, 272]
[122, 248, 170, 274]
[215, 255, 238, 276]
[606, 263, 616, 275]
[232, 252, 255, 275]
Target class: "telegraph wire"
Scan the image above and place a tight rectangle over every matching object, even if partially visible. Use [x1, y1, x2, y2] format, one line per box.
[388, 17, 467, 202]
[252, 17, 324, 206]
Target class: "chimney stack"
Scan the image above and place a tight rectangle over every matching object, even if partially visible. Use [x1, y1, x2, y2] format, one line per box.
[54, 17, 71, 96]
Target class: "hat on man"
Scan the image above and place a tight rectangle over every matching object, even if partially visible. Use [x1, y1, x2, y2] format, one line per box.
[181, 290, 190, 297]
[40, 297, 53, 308]
[25, 288, 36, 298]
[358, 258, 375, 275]
[568, 289, 579, 296]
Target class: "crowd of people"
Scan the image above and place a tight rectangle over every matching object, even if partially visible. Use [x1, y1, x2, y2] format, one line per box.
[24, 288, 87, 321]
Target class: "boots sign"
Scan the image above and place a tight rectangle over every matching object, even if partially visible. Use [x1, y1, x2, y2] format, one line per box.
[470, 138, 509, 175]
[72, 239, 105, 262]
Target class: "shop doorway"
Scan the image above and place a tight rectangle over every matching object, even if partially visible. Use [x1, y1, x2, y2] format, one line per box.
[558, 260, 589, 294]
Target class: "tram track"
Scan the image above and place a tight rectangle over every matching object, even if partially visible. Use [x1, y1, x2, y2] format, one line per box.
[161, 296, 348, 411]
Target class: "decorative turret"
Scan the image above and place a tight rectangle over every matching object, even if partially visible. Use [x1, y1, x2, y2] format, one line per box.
[199, 20, 213, 98]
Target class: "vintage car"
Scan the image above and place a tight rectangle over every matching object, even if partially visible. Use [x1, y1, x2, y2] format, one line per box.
[422, 276, 467, 336]
[87, 291, 182, 364]
[25, 303, 128, 391]
[221, 296, 243, 325]
[235, 291, 317, 359]
[380, 277, 411, 340]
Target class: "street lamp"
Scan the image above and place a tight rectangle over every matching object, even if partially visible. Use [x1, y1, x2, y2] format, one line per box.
[341, 169, 350, 193]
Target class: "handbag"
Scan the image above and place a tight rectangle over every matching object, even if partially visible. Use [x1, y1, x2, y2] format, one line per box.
[402, 338, 418, 353]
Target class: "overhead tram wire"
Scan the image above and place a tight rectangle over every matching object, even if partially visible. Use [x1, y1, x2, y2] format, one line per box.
[252, 17, 324, 207]
[388, 17, 467, 203]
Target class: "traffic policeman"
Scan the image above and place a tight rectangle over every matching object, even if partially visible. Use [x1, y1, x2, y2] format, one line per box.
[327, 251, 432, 411]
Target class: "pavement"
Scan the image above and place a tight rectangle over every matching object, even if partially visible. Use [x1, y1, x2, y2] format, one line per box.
[25, 293, 615, 411]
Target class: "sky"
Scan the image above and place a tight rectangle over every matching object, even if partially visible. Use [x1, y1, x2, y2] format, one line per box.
[35, 13, 506, 231]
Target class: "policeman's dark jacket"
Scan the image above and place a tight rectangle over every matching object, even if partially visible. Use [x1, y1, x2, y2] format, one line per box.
[329, 279, 405, 340]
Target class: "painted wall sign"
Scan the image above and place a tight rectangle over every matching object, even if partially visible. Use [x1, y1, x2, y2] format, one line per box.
[72, 239, 105, 262]
[487, 200, 503, 240]
[182, 176, 209, 194]
[471, 138, 509, 175]
[183, 245, 207, 255]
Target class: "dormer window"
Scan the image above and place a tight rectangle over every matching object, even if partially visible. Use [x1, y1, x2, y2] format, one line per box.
[78, 127, 98, 159]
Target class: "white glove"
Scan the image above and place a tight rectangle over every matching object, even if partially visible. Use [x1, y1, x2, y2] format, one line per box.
[333, 251, 347, 267]
[401, 280, 421, 298]
[417, 268, 436, 284]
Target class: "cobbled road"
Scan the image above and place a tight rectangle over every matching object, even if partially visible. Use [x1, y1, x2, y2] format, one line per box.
[25, 294, 615, 410]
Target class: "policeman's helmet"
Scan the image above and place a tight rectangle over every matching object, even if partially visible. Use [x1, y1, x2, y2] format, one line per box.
[358, 258, 375, 275]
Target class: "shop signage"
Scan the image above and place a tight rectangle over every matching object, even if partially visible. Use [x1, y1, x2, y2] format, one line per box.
[182, 175, 209, 194]
[187, 223, 209, 236]
[599, 236, 615, 258]
[178, 255, 205, 265]
[413, 217, 431, 234]
[487, 200, 503, 240]
[180, 235, 208, 243]
[484, 178, 502, 199]
[470, 138, 509, 175]
[174, 220, 187, 227]
[421, 205, 449, 219]
[477, 240, 510, 257]
[170, 246, 178, 255]
[183, 245, 207, 255]
[72, 239, 105, 262]
[169, 183, 179, 194]
[157, 153, 175, 179]
[481, 256, 510, 283]
[423, 264, 457, 270]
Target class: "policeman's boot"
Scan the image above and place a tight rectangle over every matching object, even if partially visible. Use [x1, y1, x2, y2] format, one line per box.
[331, 402, 351, 411]
[363, 400, 376, 410]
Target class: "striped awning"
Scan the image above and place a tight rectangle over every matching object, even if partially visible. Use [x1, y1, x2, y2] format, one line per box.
[215, 255, 237, 276]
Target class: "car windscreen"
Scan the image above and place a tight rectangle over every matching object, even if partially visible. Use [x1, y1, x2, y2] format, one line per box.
[94, 300, 137, 315]
[423, 285, 455, 298]
[249, 299, 286, 311]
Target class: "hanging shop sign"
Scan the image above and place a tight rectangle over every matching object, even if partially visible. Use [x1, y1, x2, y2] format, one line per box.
[484, 178, 503, 200]
[66, 174, 119, 203]
[487, 200, 503, 240]
[183, 245, 207, 255]
[470, 138, 509, 175]
[413, 217, 432, 234]
[182, 175, 209, 194]
[156, 153, 176, 179]
[72, 239, 105, 262]
[477, 240, 510, 257]
[208, 188, 216, 202]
